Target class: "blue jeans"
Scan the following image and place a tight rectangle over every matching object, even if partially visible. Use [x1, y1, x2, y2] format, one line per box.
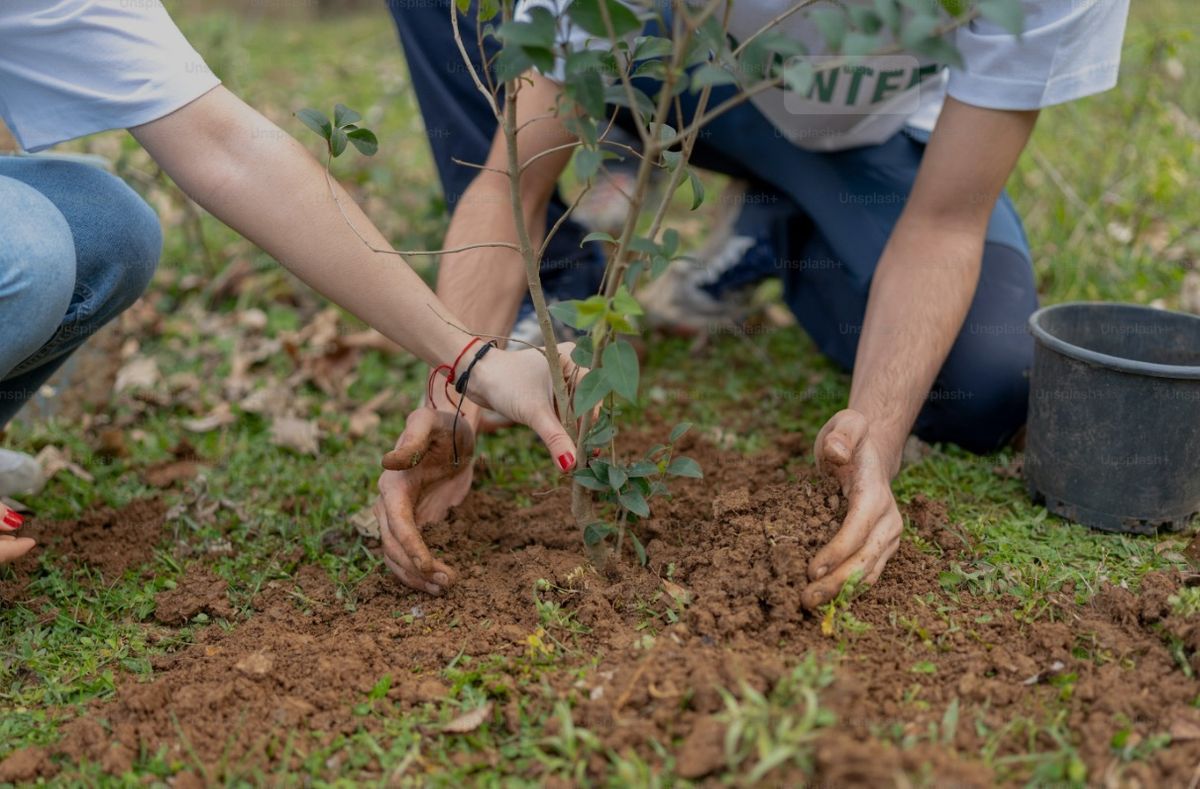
[0, 156, 162, 428]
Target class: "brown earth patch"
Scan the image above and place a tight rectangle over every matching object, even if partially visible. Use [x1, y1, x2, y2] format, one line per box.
[2, 435, 1199, 786]
[0, 499, 167, 600]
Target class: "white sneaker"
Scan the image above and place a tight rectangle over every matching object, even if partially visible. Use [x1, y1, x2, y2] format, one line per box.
[640, 180, 761, 335]
[0, 449, 45, 498]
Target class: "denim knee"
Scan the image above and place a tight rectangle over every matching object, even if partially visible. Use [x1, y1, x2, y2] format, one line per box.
[66, 163, 162, 316]
[0, 176, 76, 379]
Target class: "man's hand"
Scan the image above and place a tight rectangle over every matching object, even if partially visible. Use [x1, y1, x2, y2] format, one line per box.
[801, 409, 903, 610]
[0, 503, 34, 564]
[374, 409, 474, 595]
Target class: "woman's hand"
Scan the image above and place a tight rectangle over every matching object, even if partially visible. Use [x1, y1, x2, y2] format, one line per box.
[462, 342, 583, 473]
[375, 409, 474, 595]
[0, 503, 34, 564]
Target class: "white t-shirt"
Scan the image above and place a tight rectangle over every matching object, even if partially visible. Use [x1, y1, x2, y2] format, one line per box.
[0, 0, 220, 153]
[519, 0, 1130, 151]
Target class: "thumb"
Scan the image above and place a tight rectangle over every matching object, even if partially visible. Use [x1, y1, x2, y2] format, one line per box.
[382, 409, 437, 470]
[528, 406, 577, 473]
[816, 409, 868, 473]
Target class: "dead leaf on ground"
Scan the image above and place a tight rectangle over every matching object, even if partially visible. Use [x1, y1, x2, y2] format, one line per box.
[348, 390, 393, 439]
[181, 403, 235, 433]
[270, 416, 320, 455]
[36, 446, 95, 484]
[350, 506, 380, 539]
[239, 381, 294, 418]
[114, 356, 160, 393]
[440, 702, 493, 734]
[143, 460, 204, 488]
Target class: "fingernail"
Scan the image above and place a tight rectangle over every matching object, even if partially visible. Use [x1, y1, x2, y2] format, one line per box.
[557, 453, 575, 471]
[2, 511, 23, 530]
[425, 583, 442, 595]
[814, 566, 827, 580]
[432, 572, 448, 585]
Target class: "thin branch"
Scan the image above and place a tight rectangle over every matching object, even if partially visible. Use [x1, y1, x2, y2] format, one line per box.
[450, 156, 509, 176]
[730, 0, 821, 58]
[451, 0, 502, 121]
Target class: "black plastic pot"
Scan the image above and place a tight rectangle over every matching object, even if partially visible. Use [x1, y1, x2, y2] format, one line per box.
[1025, 302, 1200, 534]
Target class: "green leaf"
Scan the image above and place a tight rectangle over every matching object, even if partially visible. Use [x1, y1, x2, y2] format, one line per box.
[495, 45, 534, 82]
[628, 530, 648, 565]
[602, 340, 639, 402]
[811, 7, 847, 51]
[333, 103, 361, 128]
[612, 285, 643, 316]
[618, 488, 650, 518]
[571, 334, 594, 366]
[607, 464, 628, 491]
[666, 456, 702, 479]
[843, 32, 881, 57]
[567, 67, 607, 119]
[574, 470, 610, 492]
[583, 521, 615, 546]
[690, 63, 738, 91]
[977, 0, 1025, 35]
[900, 14, 939, 50]
[497, 7, 556, 50]
[661, 228, 680, 258]
[782, 59, 815, 95]
[295, 108, 332, 141]
[626, 461, 658, 478]
[347, 128, 379, 156]
[330, 127, 348, 157]
[669, 422, 692, 443]
[566, 0, 642, 39]
[633, 35, 673, 60]
[848, 7, 883, 35]
[686, 168, 705, 210]
[574, 367, 612, 413]
[938, 0, 967, 15]
[581, 230, 617, 245]
[574, 147, 604, 181]
[875, 0, 902, 31]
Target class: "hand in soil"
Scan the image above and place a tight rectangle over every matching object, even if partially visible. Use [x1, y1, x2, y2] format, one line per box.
[376, 409, 474, 595]
[802, 409, 903, 609]
[0, 503, 34, 564]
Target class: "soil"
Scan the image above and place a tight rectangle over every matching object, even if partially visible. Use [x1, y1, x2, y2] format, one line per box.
[3, 435, 1200, 785]
[0, 500, 167, 598]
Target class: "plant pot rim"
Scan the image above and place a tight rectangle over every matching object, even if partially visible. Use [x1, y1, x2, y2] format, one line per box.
[1028, 301, 1200, 381]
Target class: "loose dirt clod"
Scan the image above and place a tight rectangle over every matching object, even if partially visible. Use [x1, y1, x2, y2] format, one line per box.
[3, 435, 1200, 785]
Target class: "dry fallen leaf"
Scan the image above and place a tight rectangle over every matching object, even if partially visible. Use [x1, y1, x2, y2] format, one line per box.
[1181, 271, 1200, 316]
[114, 356, 160, 393]
[350, 506, 380, 540]
[36, 446, 95, 484]
[441, 701, 493, 734]
[348, 390, 393, 439]
[270, 416, 320, 455]
[181, 403, 235, 433]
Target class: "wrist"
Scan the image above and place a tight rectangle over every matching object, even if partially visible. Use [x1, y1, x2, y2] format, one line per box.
[845, 407, 905, 480]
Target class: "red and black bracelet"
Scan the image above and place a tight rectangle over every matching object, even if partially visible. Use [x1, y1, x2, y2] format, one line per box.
[426, 337, 497, 467]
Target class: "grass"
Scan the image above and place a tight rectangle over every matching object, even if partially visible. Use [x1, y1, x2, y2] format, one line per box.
[1, 0, 1198, 784]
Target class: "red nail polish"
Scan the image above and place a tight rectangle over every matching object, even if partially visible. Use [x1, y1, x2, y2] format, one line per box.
[2, 510, 23, 529]
[557, 453, 575, 471]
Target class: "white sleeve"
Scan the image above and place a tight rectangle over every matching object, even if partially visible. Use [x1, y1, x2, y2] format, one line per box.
[0, 0, 220, 152]
[947, 0, 1130, 111]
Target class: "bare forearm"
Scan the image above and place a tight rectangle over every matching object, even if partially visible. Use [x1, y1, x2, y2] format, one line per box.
[848, 222, 982, 475]
[131, 87, 472, 367]
[845, 98, 1038, 475]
